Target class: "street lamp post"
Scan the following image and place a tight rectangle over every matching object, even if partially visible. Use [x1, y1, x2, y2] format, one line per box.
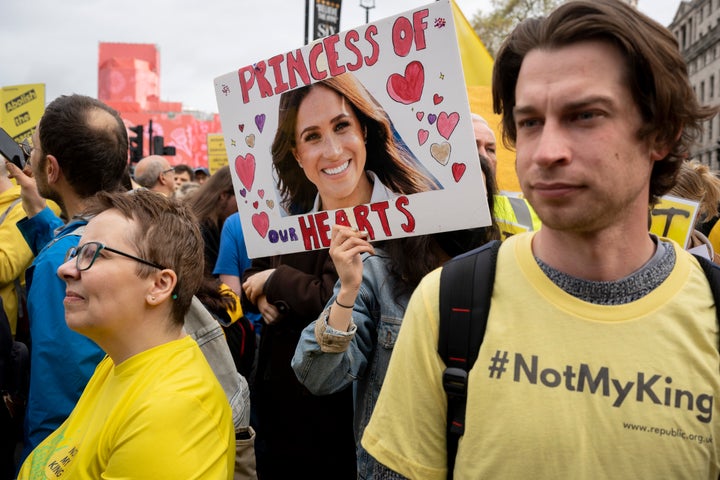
[359, 0, 375, 24]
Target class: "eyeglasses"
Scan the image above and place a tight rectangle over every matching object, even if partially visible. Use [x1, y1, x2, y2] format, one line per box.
[64, 241, 166, 272]
[162, 167, 174, 176]
[19, 139, 33, 165]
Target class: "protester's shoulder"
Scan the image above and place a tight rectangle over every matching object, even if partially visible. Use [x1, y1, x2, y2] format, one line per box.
[18, 205, 62, 231]
[2, 191, 29, 224]
[668, 237, 707, 271]
[415, 266, 443, 301]
[47, 220, 86, 250]
[224, 212, 242, 232]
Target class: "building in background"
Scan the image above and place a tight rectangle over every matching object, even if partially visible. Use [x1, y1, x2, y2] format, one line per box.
[670, 0, 720, 169]
[98, 42, 221, 169]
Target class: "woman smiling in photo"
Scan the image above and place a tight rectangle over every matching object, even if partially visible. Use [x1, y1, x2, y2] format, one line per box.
[271, 72, 439, 215]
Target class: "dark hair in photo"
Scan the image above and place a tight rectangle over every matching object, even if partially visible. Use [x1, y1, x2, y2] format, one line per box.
[271, 73, 440, 213]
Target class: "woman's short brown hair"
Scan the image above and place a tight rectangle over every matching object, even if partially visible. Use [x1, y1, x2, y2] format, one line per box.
[84, 189, 204, 325]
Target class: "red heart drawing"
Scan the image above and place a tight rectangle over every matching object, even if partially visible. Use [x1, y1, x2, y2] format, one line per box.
[433, 93, 443, 105]
[386, 61, 424, 105]
[258, 189, 265, 199]
[234, 153, 255, 191]
[238, 124, 245, 132]
[417, 129, 429, 146]
[437, 112, 460, 140]
[253, 201, 259, 209]
[452, 162, 466, 183]
[252, 212, 269, 238]
[416, 111, 425, 121]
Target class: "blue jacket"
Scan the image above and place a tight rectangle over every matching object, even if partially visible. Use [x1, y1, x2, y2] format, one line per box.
[291, 249, 410, 480]
[17, 208, 105, 461]
[213, 212, 262, 332]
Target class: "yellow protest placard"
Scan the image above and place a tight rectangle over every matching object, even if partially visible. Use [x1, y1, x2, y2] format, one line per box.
[650, 195, 699, 247]
[207, 133, 228, 174]
[0, 84, 45, 141]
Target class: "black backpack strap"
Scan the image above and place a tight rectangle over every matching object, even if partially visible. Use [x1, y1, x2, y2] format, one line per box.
[438, 240, 500, 479]
[693, 254, 720, 346]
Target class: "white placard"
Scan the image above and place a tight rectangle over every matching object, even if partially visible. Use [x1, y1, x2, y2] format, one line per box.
[214, 0, 490, 257]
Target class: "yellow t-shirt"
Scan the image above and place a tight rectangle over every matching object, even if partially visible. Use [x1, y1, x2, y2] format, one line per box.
[363, 232, 720, 479]
[18, 335, 234, 479]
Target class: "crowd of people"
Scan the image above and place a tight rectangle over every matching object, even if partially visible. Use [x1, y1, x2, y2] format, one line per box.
[1, 0, 720, 478]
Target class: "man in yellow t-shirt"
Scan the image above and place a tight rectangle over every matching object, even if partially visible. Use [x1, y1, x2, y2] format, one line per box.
[362, 1, 720, 479]
[17, 190, 234, 479]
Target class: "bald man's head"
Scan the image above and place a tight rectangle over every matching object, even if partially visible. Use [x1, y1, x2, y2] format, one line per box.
[133, 155, 175, 196]
[471, 114, 497, 173]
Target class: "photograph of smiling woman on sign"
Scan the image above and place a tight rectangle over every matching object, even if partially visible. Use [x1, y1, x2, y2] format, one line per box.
[215, 1, 492, 259]
[272, 72, 440, 216]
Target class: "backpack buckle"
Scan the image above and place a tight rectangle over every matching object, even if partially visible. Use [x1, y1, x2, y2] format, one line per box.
[442, 367, 468, 398]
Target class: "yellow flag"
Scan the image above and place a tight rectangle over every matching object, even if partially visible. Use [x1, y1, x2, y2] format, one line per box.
[451, 0, 493, 87]
[453, 0, 521, 192]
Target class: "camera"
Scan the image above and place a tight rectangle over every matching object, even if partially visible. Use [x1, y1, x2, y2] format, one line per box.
[0, 127, 28, 170]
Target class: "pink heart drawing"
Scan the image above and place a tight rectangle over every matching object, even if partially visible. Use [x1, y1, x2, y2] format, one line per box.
[234, 153, 255, 191]
[258, 189, 265, 199]
[416, 111, 425, 121]
[452, 162, 466, 182]
[418, 129, 430, 146]
[433, 93, 443, 105]
[437, 112, 460, 140]
[428, 113, 437, 125]
[238, 124, 245, 132]
[386, 61, 424, 105]
[255, 114, 266, 133]
[252, 212, 269, 238]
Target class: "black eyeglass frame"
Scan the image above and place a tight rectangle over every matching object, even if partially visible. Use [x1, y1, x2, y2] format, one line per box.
[65, 241, 167, 272]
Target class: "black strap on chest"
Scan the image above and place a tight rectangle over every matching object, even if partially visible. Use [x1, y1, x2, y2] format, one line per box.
[438, 240, 500, 479]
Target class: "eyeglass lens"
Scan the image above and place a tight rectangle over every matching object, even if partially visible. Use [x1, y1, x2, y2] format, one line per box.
[64, 243, 100, 271]
[77, 243, 99, 270]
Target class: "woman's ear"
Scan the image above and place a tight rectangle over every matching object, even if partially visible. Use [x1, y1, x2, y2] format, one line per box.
[146, 269, 177, 305]
[292, 148, 303, 168]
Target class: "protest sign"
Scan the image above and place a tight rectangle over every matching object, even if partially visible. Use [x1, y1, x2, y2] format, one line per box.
[214, 0, 490, 257]
[650, 195, 700, 248]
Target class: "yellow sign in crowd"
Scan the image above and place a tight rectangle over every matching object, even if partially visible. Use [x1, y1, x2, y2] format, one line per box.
[0, 84, 45, 142]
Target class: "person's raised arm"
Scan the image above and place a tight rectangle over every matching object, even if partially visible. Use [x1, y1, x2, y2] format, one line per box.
[5, 160, 46, 219]
[326, 224, 374, 332]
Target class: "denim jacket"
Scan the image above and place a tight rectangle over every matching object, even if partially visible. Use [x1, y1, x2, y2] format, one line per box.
[291, 249, 410, 480]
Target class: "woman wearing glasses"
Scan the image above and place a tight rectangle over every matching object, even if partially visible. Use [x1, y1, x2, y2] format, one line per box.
[16, 189, 234, 479]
